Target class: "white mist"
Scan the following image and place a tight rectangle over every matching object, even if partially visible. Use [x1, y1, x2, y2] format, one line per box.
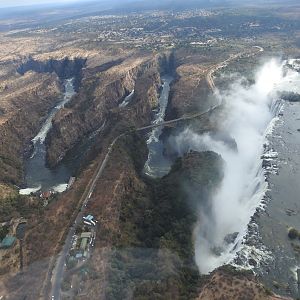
[173, 59, 300, 273]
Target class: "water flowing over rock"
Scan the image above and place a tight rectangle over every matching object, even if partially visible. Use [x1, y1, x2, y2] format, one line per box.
[172, 59, 300, 275]
[20, 79, 76, 194]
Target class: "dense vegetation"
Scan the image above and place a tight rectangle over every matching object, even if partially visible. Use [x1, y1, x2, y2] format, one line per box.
[0, 224, 9, 240]
[106, 147, 223, 299]
[0, 193, 43, 223]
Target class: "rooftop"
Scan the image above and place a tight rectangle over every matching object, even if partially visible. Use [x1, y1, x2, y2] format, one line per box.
[0, 236, 16, 248]
[80, 237, 88, 250]
[80, 232, 92, 239]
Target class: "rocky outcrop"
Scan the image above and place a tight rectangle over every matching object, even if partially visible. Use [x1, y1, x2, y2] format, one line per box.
[126, 67, 161, 122]
[45, 53, 170, 167]
[197, 266, 292, 300]
[280, 91, 300, 102]
[165, 63, 211, 121]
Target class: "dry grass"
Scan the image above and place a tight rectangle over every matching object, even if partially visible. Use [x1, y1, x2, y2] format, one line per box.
[0, 184, 16, 200]
[197, 268, 293, 300]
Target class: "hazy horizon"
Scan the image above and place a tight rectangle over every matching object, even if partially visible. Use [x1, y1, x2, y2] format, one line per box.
[0, 0, 85, 8]
[0, 0, 295, 10]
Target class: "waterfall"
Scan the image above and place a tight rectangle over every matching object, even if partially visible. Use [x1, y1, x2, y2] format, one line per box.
[171, 59, 300, 273]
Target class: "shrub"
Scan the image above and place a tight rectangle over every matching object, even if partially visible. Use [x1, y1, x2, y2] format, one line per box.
[0, 225, 9, 240]
[288, 227, 299, 239]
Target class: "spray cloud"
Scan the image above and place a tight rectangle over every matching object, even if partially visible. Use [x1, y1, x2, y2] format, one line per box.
[171, 58, 300, 273]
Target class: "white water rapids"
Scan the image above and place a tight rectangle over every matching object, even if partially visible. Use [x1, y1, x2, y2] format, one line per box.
[32, 78, 75, 145]
[19, 78, 75, 195]
[172, 59, 300, 273]
[119, 89, 135, 108]
[144, 75, 173, 177]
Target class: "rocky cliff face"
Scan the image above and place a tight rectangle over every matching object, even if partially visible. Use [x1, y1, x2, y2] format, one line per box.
[165, 63, 211, 121]
[0, 72, 61, 185]
[0, 56, 89, 187]
[17, 57, 86, 91]
[45, 52, 172, 167]
[0, 50, 173, 184]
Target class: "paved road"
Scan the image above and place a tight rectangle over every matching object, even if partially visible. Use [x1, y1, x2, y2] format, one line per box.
[48, 47, 264, 299]
[206, 46, 263, 92]
[49, 134, 124, 300]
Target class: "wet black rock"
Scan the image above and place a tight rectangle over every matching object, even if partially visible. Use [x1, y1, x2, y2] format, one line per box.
[224, 232, 239, 244]
[211, 246, 223, 256]
[279, 91, 300, 102]
[288, 227, 300, 239]
[249, 258, 257, 267]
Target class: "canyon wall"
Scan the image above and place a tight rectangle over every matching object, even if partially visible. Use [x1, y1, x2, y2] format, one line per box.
[0, 51, 175, 186]
[17, 57, 86, 91]
[45, 52, 173, 167]
[0, 72, 61, 185]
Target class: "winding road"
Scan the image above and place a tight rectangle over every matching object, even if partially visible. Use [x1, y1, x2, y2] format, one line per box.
[47, 46, 263, 300]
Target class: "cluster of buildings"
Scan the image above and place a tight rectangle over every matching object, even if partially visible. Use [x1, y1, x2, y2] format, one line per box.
[28, 9, 223, 50]
[68, 214, 97, 265]
[75, 231, 95, 259]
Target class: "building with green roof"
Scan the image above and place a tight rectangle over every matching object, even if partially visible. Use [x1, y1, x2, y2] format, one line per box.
[0, 236, 16, 249]
[80, 232, 92, 239]
[80, 237, 88, 251]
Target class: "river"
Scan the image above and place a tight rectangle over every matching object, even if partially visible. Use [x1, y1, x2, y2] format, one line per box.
[143, 75, 173, 178]
[19, 78, 75, 195]
[245, 59, 300, 298]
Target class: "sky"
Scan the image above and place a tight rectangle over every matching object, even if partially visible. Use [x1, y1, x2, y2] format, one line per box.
[0, 0, 82, 8]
